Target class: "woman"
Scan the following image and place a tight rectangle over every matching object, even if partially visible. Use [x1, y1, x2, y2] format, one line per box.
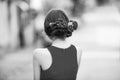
[33, 9, 82, 80]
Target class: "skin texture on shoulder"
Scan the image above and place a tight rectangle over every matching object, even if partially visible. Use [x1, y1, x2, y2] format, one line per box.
[33, 49, 41, 80]
[74, 44, 82, 80]
[33, 48, 48, 61]
[33, 48, 50, 80]
[33, 48, 45, 66]
[33, 48, 52, 69]
[74, 44, 82, 67]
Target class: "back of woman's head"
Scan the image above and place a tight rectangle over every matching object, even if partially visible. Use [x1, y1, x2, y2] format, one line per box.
[44, 9, 78, 38]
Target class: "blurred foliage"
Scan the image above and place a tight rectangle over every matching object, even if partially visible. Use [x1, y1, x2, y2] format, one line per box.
[71, 0, 85, 17]
[96, 0, 110, 6]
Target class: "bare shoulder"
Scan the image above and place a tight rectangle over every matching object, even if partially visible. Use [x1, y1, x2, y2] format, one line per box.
[74, 44, 82, 56]
[73, 44, 82, 65]
[33, 48, 49, 63]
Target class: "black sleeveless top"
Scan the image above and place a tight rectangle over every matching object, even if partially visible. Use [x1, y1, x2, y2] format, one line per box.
[40, 45, 78, 80]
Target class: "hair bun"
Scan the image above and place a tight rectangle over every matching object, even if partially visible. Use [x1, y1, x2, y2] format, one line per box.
[72, 21, 78, 30]
[48, 18, 68, 37]
[48, 18, 78, 38]
[68, 20, 78, 32]
[49, 18, 67, 30]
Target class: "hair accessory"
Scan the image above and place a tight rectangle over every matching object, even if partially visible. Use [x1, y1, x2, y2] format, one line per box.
[68, 20, 73, 26]
[68, 20, 74, 32]
[49, 22, 54, 27]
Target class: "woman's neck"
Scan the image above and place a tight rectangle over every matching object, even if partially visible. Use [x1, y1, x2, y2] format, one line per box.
[52, 38, 70, 48]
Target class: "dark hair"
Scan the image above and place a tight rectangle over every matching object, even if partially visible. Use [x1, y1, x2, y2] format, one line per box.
[44, 9, 78, 38]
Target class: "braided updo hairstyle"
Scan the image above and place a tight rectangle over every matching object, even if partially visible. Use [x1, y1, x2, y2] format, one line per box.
[44, 9, 78, 38]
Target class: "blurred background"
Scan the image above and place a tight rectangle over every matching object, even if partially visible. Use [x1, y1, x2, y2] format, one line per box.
[0, 0, 120, 80]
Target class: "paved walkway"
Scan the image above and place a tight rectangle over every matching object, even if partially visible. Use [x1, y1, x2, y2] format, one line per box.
[0, 47, 34, 80]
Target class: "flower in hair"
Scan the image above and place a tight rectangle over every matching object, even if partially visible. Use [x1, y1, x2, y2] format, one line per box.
[68, 20, 74, 32]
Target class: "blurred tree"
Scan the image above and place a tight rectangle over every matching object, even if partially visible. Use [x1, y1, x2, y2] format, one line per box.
[17, 0, 30, 48]
[71, 0, 85, 17]
[96, 0, 110, 6]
